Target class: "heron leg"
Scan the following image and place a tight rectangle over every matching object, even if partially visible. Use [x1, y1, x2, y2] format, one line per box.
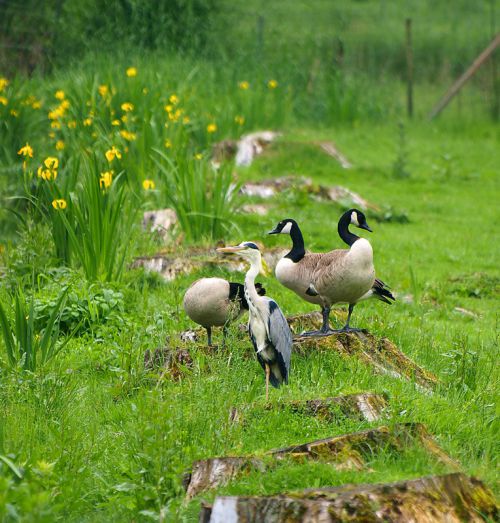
[207, 327, 213, 346]
[265, 363, 270, 402]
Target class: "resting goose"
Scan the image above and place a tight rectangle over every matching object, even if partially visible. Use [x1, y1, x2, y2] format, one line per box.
[268, 209, 394, 335]
[183, 277, 266, 346]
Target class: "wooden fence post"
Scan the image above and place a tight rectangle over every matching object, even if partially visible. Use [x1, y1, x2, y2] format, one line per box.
[406, 18, 414, 118]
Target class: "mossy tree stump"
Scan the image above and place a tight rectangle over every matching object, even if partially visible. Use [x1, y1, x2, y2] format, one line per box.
[201, 472, 498, 522]
[293, 330, 439, 390]
[266, 393, 389, 423]
[184, 423, 458, 499]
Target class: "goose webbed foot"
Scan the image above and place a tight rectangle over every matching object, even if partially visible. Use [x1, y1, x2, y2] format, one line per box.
[298, 329, 326, 337]
[334, 326, 367, 334]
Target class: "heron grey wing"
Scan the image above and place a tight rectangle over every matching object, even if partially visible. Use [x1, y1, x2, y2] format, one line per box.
[247, 322, 259, 354]
[266, 299, 292, 377]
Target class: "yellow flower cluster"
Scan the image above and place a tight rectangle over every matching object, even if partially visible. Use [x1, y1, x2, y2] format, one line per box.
[48, 99, 70, 122]
[142, 179, 155, 190]
[52, 199, 67, 210]
[37, 156, 59, 181]
[120, 130, 136, 141]
[164, 94, 187, 123]
[22, 95, 42, 109]
[55, 90, 65, 100]
[121, 102, 134, 112]
[105, 146, 122, 162]
[126, 67, 137, 77]
[0, 77, 8, 91]
[56, 140, 65, 151]
[207, 123, 217, 133]
[100, 170, 113, 189]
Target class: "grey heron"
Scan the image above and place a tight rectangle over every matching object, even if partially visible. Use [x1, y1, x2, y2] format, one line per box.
[183, 277, 266, 346]
[268, 209, 394, 335]
[217, 242, 292, 401]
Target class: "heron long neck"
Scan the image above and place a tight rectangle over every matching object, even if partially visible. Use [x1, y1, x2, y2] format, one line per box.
[244, 256, 262, 303]
[338, 213, 359, 247]
[285, 222, 306, 262]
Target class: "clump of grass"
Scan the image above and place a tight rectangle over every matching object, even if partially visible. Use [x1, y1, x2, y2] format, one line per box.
[42, 155, 138, 282]
[0, 287, 76, 372]
[154, 150, 240, 242]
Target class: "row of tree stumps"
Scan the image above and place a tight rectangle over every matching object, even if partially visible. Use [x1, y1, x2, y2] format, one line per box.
[146, 313, 498, 521]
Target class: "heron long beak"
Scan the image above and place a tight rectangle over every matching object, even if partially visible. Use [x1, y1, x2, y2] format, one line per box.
[216, 246, 244, 254]
[359, 223, 373, 232]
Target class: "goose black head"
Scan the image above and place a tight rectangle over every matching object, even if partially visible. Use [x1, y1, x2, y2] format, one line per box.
[268, 219, 297, 235]
[347, 209, 372, 232]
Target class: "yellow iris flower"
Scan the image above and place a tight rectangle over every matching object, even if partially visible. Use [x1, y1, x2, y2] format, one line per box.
[100, 171, 113, 189]
[52, 199, 67, 210]
[17, 143, 33, 158]
[105, 146, 122, 162]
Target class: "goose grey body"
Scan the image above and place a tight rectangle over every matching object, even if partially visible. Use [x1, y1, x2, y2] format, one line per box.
[269, 210, 394, 334]
[184, 278, 241, 328]
[183, 277, 265, 346]
[217, 242, 292, 400]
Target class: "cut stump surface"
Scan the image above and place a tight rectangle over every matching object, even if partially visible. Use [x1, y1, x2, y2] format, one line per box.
[202, 472, 498, 522]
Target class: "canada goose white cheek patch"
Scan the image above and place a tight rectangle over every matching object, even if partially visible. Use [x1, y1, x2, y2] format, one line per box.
[350, 211, 359, 226]
[281, 222, 292, 234]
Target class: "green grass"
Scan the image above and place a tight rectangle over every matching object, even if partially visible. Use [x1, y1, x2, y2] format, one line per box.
[0, 118, 498, 521]
[0, 1, 498, 517]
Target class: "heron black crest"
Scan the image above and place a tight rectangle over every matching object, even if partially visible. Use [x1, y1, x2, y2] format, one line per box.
[242, 242, 259, 250]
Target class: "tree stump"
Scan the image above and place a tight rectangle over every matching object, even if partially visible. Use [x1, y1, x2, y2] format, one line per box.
[293, 330, 439, 390]
[184, 423, 458, 499]
[266, 393, 389, 423]
[202, 472, 498, 522]
[143, 347, 193, 379]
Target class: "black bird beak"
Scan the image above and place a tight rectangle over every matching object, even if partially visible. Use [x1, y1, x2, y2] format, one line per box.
[268, 228, 280, 235]
[359, 223, 373, 232]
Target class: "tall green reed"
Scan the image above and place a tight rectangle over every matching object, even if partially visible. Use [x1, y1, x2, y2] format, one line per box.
[51, 157, 139, 282]
[153, 150, 240, 242]
[0, 287, 75, 371]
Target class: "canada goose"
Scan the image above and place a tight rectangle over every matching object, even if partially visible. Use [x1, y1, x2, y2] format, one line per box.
[268, 209, 394, 335]
[217, 243, 292, 400]
[183, 277, 266, 346]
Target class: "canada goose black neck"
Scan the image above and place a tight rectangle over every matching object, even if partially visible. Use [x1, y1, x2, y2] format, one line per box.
[285, 221, 306, 262]
[338, 212, 360, 247]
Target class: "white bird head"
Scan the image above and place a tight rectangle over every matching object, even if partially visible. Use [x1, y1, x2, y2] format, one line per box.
[217, 242, 271, 275]
[217, 241, 261, 261]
